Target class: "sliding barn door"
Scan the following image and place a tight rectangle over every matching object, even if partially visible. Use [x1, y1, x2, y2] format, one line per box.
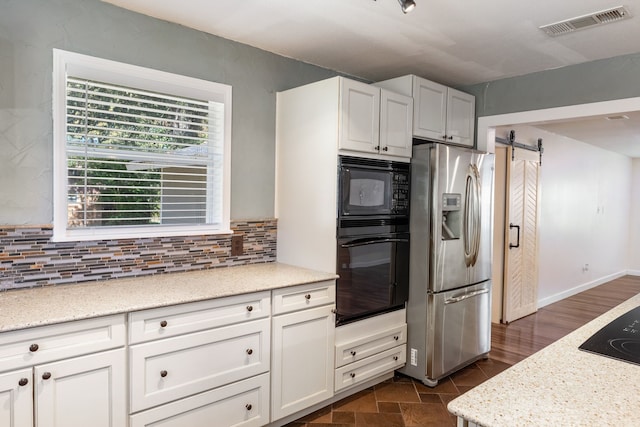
[503, 147, 541, 323]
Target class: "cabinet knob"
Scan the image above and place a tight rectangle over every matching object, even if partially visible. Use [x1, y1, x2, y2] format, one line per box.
[246, 348, 253, 355]
[245, 404, 252, 411]
[42, 372, 51, 380]
[374, 146, 380, 151]
[160, 370, 168, 378]
[393, 335, 399, 341]
[304, 294, 311, 300]
[393, 356, 398, 361]
[160, 320, 168, 328]
[246, 305, 254, 312]
[442, 135, 447, 139]
[331, 308, 337, 314]
[18, 378, 29, 387]
[350, 351, 356, 356]
[448, 136, 454, 140]
[350, 372, 356, 378]
[382, 146, 388, 151]
[29, 344, 39, 352]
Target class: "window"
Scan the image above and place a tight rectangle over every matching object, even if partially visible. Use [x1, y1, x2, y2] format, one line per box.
[52, 50, 231, 241]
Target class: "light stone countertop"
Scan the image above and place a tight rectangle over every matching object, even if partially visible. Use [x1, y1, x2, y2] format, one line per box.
[0, 262, 337, 332]
[448, 293, 640, 427]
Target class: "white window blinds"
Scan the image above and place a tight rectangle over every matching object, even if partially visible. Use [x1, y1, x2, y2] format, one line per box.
[53, 50, 231, 241]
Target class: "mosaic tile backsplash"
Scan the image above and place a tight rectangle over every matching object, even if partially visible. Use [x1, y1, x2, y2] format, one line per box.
[0, 220, 277, 291]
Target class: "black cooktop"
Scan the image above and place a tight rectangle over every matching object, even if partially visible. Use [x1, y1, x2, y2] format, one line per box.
[579, 305, 640, 366]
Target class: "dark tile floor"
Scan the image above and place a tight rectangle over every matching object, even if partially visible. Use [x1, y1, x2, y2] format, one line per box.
[285, 358, 512, 426]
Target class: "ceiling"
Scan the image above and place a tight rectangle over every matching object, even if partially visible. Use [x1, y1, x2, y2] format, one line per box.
[103, 0, 640, 157]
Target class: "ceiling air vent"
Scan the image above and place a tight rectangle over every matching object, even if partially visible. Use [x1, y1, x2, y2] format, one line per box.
[540, 5, 631, 36]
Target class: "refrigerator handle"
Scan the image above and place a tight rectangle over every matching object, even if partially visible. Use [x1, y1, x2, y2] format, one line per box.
[444, 288, 489, 304]
[464, 164, 482, 267]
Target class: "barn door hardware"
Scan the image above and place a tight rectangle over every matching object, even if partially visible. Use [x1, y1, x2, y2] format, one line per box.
[495, 130, 544, 165]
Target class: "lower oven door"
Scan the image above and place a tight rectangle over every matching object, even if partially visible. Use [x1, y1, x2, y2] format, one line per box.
[336, 233, 409, 325]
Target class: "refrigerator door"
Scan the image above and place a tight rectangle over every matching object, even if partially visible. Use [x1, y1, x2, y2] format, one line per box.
[429, 144, 493, 293]
[427, 281, 491, 381]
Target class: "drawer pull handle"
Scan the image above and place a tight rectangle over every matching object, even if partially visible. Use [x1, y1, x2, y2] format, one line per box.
[304, 294, 311, 300]
[18, 378, 29, 387]
[393, 356, 398, 361]
[42, 372, 51, 380]
[245, 404, 252, 411]
[160, 370, 168, 378]
[246, 348, 253, 355]
[350, 373, 356, 378]
[246, 305, 254, 312]
[350, 351, 356, 356]
[160, 320, 168, 328]
[29, 344, 39, 352]
[393, 336, 399, 341]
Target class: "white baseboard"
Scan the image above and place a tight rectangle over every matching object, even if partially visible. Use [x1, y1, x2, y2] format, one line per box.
[537, 270, 628, 308]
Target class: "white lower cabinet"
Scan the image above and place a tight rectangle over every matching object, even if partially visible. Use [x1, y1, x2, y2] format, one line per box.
[0, 315, 126, 427]
[271, 282, 336, 422]
[130, 318, 270, 412]
[35, 348, 127, 427]
[130, 373, 270, 427]
[128, 291, 272, 426]
[0, 368, 33, 426]
[334, 309, 407, 393]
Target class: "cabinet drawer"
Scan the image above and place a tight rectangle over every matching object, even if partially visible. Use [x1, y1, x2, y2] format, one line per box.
[335, 323, 406, 368]
[130, 318, 270, 412]
[129, 291, 270, 344]
[130, 373, 269, 427]
[0, 315, 125, 372]
[272, 281, 335, 315]
[334, 344, 406, 393]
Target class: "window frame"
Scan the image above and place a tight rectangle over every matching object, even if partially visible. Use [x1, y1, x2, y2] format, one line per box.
[52, 49, 232, 242]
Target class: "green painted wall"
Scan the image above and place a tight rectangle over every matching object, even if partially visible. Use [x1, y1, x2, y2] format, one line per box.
[0, 0, 344, 224]
[461, 52, 640, 117]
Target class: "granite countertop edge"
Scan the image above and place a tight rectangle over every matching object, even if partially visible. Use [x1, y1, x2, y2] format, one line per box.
[447, 293, 640, 427]
[0, 262, 338, 333]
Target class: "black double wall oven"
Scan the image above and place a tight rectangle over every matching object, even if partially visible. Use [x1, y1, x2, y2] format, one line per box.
[336, 156, 410, 326]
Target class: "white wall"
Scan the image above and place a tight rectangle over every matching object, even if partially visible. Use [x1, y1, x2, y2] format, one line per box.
[630, 159, 640, 274]
[495, 125, 632, 307]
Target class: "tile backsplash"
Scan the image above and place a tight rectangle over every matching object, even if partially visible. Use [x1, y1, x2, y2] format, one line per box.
[0, 219, 277, 291]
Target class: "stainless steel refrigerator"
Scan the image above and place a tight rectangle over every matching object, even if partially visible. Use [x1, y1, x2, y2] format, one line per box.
[400, 142, 494, 386]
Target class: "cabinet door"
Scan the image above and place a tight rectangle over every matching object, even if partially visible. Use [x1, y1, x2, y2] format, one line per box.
[271, 304, 335, 421]
[446, 88, 475, 147]
[412, 77, 447, 141]
[379, 89, 413, 158]
[339, 79, 380, 154]
[35, 348, 126, 427]
[0, 368, 33, 427]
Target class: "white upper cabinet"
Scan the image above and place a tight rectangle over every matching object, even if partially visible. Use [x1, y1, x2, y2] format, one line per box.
[445, 87, 475, 147]
[339, 79, 380, 154]
[339, 78, 412, 159]
[376, 74, 475, 148]
[379, 89, 413, 157]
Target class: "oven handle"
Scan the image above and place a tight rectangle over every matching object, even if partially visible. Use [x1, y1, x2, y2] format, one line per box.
[444, 288, 489, 305]
[340, 237, 409, 248]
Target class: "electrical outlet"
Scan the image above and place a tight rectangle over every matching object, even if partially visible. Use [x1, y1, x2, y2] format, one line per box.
[410, 348, 417, 366]
[231, 234, 243, 256]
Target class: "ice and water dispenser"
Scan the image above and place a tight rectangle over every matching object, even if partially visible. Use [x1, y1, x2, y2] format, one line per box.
[441, 193, 461, 240]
